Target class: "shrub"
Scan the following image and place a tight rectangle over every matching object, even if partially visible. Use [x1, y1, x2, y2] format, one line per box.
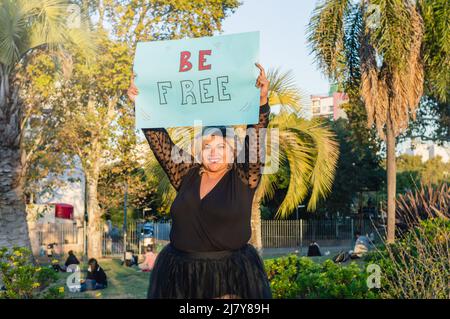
[0, 247, 58, 299]
[40, 286, 65, 299]
[300, 260, 378, 299]
[265, 255, 305, 298]
[365, 218, 450, 298]
[395, 183, 449, 235]
[265, 254, 379, 299]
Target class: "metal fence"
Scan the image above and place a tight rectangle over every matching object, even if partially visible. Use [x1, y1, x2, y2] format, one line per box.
[36, 223, 79, 246]
[102, 221, 171, 257]
[28, 218, 381, 257]
[100, 218, 381, 256]
[261, 218, 381, 248]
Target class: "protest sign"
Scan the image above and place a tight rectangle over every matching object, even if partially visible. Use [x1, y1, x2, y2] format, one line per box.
[133, 31, 260, 129]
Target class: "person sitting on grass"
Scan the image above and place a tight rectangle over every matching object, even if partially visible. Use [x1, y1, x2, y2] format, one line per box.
[307, 241, 322, 257]
[350, 231, 371, 259]
[81, 258, 108, 291]
[51, 250, 81, 272]
[122, 250, 139, 267]
[138, 245, 157, 272]
[64, 250, 80, 270]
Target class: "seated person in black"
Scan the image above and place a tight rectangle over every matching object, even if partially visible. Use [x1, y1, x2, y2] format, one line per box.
[81, 258, 108, 291]
[307, 241, 322, 257]
[54, 250, 80, 272]
[64, 250, 80, 268]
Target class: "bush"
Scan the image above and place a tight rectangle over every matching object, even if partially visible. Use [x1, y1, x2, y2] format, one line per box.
[395, 183, 449, 235]
[265, 254, 379, 299]
[40, 286, 65, 299]
[265, 255, 305, 298]
[365, 218, 450, 299]
[0, 247, 58, 299]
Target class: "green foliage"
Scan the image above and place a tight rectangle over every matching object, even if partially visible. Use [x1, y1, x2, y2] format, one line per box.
[401, 96, 450, 143]
[315, 116, 384, 214]
[394, 155, 450, 193]
[0, 0, 95, 68]
[34, 267, 59, 289]
[98, 164, 155, 215]
[365, 218, 450, 298]
[265, 255, 304, 298]
[299, 260, 377, 299]
[260, 205, 274, 220]
[262, 112, 339, 215]
[419, 0, 450, 103]
[265, 254, 379, 299]
[0, 247, 58, 299]
[40, 286, 65, 299]
[307, 0, 350, 80]
[96, 0, 241, 43]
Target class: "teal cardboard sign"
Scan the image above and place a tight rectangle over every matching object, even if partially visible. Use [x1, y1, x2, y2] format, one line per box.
[133, 31, 260, 129]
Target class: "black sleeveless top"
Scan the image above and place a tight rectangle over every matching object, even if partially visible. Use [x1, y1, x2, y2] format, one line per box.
[142, 103, 270, 252]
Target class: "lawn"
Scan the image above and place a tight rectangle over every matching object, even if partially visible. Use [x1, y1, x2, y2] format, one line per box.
[54, 259, 150, 299]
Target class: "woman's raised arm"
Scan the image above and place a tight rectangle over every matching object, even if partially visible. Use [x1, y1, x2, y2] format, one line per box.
[235, 63, 271, 189]
[141, 128, 196, 191]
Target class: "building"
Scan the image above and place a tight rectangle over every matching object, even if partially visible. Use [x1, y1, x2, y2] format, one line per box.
[310, 85, 348, 120]
[403, 139, 450, 163]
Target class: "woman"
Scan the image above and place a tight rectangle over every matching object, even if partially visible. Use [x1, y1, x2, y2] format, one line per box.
[138, 245, 157, 272]
[82, 258, 108, 291]
[64, 250, 80, 268]
[127, 63, 271, 299]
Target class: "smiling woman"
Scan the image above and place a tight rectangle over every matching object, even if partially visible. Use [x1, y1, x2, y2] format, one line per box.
[128, 63, 272, 299]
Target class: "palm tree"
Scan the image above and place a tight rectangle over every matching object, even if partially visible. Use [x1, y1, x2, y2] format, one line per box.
[0, 0, 94, 250]
[144, 69, 339, 250]
[306, 0, 437, 243]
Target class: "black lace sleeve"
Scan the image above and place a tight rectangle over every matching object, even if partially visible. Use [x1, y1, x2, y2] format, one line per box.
[235, 102, 271, 189]
[142, 128, 196, 191]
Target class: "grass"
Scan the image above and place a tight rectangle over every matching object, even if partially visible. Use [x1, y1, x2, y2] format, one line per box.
[53, 259, 150, 299]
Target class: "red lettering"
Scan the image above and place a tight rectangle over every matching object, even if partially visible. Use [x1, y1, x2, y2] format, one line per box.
[198, 50, 212, 71]
[179, 51, 192, 72]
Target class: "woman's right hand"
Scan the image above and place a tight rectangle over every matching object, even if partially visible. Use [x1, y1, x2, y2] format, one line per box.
[127, 75, 139, 102]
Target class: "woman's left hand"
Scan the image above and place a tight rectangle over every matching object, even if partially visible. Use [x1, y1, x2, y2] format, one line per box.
[255, 63, 269, 105]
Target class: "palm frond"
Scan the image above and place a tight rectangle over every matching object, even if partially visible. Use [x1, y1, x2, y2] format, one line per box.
[0, 0, 29, 65]
[343, 2, 364, 90]
[304, 118, 340, 211]
[0, 0, 97, 68]
[361, 1, 424, 138]
[268, 113, 339, 217]
[419, 0, 450, 102]
[307, 0, 351, 81]
[267, 68, 303, 113]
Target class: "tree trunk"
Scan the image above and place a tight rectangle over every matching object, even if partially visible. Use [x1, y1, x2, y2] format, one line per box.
[0, 72, 32, 251]
[0, 146, 32, 250]
[85, 167, 102, 259]
[249, 190, 263, 253]
[386, 115, 396, 243]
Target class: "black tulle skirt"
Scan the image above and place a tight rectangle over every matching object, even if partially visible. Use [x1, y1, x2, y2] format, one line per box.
[147, 243, 272, 299]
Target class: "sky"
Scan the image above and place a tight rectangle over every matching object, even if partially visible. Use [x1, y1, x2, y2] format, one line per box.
[218, 0, 330, 97]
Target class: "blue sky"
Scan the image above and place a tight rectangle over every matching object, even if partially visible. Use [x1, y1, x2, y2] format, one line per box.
[218, 0, 330, 97]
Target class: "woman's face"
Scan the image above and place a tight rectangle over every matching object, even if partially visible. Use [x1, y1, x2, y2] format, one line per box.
[201, 135, 233, 172]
